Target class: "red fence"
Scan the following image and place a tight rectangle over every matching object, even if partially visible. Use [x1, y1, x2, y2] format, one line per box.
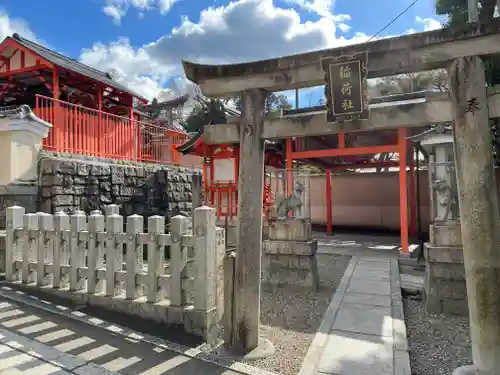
[205, 181, 276, 219]
[34, 95, 201, 167]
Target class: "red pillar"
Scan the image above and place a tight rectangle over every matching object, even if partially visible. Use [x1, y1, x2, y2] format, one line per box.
[326, 169, 332, 235]
[210, 156, 215, 207]
[286, 138, 293, 196]
[409, 144, 418, 238]
[398, 128, 409, 253]
[338, 132, 345, 148]
[51, 68, 61, 151]
[129, 106, 136, 160]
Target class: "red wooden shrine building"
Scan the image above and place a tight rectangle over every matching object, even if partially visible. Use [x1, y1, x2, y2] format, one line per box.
[177, 129, 286, 218]
[177, 101, 423, 254]
[0, 33, 195, 165]
[0, 33, 419, 253]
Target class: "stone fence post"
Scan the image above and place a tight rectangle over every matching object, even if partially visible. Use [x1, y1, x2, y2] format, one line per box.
[169, 214, 190, 320]
[190, 205, 221, 343]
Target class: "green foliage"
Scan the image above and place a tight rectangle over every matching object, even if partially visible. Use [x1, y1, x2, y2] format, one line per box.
[435, 0, 500, 165]
[183, 99, 227, 133]
[436, 0, 500, 85]
[182, 93, 291, 134]
[369, 70, 448, 97]
[233, 92, 292, 113]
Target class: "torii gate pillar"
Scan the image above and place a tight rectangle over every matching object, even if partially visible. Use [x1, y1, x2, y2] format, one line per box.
[232, 89, 267, 352]
[450, 56, 500, 375]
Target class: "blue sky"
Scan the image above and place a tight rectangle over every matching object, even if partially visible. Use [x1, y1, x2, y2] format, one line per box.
[0, 0, 446, 105]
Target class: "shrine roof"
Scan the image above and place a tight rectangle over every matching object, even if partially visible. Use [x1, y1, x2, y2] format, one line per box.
[0, 105, 52, 128]
[177, 129, 204, 154]
[407, 124, 453, 143]
[4, 34, 146, 101]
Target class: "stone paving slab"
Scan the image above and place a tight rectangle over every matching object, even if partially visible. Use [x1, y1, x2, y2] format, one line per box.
[350, 269, 390, 282]
[342, 293, 391, 307]
[355, 260, 391, 272]
[315, 331, 393, 375]
[345, 279, 390, 296]
[332, 304, 393, 337]
[298, 255, 411, 375]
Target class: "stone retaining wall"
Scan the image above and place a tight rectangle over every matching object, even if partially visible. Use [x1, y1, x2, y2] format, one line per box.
[38, 152, 202, 219]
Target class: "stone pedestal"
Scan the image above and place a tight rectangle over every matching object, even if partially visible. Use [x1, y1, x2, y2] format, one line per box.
[408, 125, 467, 316]
[0, 111, 51, 228]
[424, 221, 468, 316]
[216, 218, 269, 248]
[262, 218, 319, 289]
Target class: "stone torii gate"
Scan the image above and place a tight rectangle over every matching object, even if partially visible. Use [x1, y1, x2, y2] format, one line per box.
[183, 18, 500, 374]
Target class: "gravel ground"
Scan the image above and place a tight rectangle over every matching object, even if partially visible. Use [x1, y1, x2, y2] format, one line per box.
[246, 254, 351, 375]
[404, 296, 472, 375]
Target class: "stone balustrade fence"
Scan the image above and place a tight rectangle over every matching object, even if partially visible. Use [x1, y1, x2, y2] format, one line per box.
[3, 204, 225, 342]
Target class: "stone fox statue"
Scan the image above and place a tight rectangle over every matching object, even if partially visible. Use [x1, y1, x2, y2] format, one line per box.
[275, 181, 305, 218]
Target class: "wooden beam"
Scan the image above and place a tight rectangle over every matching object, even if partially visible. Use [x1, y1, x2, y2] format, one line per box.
[0, 64, 50, 77]
[183, 18, 500, 97]
[3, 39, 54, 69]
[291, 144, 397, 159]
[204, 89, 500, 144]
[20, 51, 25, 69]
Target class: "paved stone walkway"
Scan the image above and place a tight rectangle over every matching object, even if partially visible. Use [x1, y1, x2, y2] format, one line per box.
[298, 254, 411, 375]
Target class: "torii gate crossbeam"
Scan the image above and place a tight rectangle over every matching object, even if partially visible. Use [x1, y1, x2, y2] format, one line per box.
[182, 17, 500, 369]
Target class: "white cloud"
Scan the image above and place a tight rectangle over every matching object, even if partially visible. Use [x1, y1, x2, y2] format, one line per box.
[79, 38, 176, 99]
[337, 23, 350, 32]
[2, 2, 443, 107]
[415, 16, 442, 31]
[0, 9, 37, 42]
[82, 0, 390, 101]
[81, 0, 369, 101]
[288, 0, 349, 21]
[103, 0, 179, 24]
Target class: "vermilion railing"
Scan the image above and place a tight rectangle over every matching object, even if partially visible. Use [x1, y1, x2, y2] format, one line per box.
[207, 182, 238, 219]
[34, 95, 202, 167]
[206, 181, 275, 219]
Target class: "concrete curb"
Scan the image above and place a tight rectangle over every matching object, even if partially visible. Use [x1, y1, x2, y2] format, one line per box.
[390, 259, 412, 375]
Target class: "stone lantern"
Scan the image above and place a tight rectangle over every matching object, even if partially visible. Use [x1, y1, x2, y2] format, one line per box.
[409, 125, 459, 222]
[408, 125, 467, 316]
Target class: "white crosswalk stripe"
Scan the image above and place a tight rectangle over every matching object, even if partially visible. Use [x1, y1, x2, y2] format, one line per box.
[137, 355, 190, 375]
[35, 329, 74, 343]
[18, 322, 57, 334]
[0, 302, 13, 309]
[2, 315, 40, 328]
[0, 353, 33, 370]
[0, 300, 231, 375]
[11, 362, 63, 375]
[78, 344, 117, 361]
[103, 356, 142, 371]
[54, 336, 94, 352]
[0, 310, 24, 320]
